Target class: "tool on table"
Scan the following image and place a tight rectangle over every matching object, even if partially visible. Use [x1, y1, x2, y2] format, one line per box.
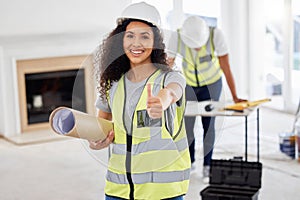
[204, 104, 214, 112]
[224, 98, 271, 112]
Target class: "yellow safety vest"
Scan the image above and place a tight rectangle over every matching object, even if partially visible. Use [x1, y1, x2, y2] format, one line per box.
[105, 69, 191, 199]
[178, 27, 223, 87]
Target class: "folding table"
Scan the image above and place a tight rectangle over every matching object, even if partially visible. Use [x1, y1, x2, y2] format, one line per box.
[185, 100, 261, 162]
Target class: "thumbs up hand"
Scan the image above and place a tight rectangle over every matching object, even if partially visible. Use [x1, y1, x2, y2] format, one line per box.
[146, 84, 163, 119]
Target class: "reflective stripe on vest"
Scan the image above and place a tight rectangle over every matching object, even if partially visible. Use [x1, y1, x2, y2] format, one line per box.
[112, 136, 188, 155]
[178, 28, 223, 87]
[107, 168, 190, 184]
[104, 69, 190, 199]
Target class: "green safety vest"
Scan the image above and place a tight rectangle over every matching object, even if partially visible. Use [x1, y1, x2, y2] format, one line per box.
[105, 69, 191, 199]
[178, 27, 223, 87]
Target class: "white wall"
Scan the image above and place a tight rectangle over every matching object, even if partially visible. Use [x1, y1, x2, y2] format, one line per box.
[220, 0, 249, 99]
[220, 0, 268, 101]
[0, 47, 5, 135]
[248, 0, 268, 100]
[0, 0, 131, 137]
[0, 33, 102, 136]
[0, 0, 129, 37]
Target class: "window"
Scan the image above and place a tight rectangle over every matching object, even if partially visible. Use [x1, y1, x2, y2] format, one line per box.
[292, 0, 300, 106]
[263, 0, 300, 111]
[263, 0, 285, 110]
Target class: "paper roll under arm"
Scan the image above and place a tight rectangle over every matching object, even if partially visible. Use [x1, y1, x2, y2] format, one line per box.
[49, 107, 113, 141]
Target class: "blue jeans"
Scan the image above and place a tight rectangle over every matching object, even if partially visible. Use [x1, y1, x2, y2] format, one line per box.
[105, 195, 184, 200]
[185, 78, 223, 166]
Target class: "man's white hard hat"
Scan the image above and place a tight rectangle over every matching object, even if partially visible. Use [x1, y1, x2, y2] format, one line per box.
[181, 16, 209, 48]
[117, 1, 161, 27]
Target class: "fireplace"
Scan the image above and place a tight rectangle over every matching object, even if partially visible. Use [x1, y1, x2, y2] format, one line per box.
[25, 69, 86, 124]
[17, 55, 95, 133]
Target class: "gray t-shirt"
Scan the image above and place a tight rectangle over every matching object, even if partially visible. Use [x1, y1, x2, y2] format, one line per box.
[95, 70, 186, 134]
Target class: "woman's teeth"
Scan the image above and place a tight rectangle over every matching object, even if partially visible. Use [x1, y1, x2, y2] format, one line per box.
[131, 50, 143, 54]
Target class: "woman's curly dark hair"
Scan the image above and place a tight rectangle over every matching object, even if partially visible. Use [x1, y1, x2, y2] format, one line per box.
[94, 18, 170, 100]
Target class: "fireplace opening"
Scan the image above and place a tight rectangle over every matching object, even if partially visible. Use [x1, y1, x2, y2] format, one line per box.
[25, 69, 86, 124]
[17, 55, 95, 133]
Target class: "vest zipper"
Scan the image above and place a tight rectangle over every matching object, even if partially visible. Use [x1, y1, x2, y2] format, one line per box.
[122, 70, 159, 199]
[123, 78, 134, 200]
[126, 135, 134, 200]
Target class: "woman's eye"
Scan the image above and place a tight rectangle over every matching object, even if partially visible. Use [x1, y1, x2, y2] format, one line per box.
[126, 34, 134, 39]
[141, 35, 150, 40]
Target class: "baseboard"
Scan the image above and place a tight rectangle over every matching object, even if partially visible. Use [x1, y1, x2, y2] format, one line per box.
[4, 129, 70, 145]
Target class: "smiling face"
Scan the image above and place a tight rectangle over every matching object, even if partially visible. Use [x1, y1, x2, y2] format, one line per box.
[123, 21, 154, 68]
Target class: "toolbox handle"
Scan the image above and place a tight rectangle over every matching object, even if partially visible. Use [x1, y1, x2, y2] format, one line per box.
[230, 156, 243, 161]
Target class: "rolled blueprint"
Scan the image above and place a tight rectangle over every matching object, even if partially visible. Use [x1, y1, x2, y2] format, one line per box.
[49, 107, 113, 141]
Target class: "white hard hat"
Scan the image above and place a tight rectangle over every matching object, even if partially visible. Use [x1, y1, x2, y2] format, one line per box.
[117, 2, 161, 27]
[181, 16, 209, 48]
